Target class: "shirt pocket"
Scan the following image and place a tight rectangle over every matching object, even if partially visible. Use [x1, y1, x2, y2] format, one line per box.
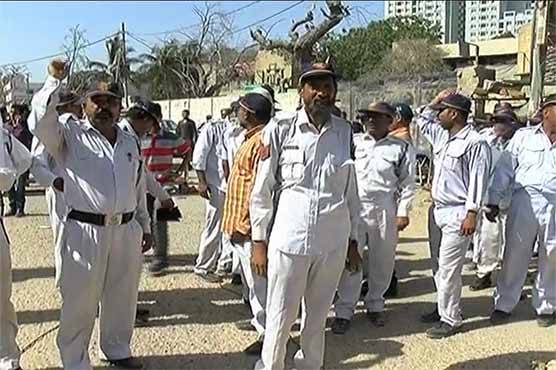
[445, 144, 466, 172]
[279, 148, 305, 182]
[323, 153, 351, 195]
[520, 141, 544, 169]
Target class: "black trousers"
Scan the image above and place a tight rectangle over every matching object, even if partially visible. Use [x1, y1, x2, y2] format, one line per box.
[147, 194, 169, 262]
[8, 171, 28, 213]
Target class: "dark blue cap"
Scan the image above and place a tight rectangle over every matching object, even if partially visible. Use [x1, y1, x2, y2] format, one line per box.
[393, 103, 414, 122]
[299, 62, 336, 84]
[430, 93, 472, 114]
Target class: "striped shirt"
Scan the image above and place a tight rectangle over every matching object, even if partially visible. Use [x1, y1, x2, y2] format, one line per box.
[141, 130, 191, 184]
[221, 125, 264, 238]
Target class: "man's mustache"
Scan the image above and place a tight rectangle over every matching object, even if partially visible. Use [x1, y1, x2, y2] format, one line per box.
[95, 109, 113, 119]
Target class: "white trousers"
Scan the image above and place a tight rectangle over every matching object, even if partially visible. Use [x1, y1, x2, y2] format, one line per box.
[0, 222, 20, 370]
[232, 239, 266, 336]
[434, 206, 471, 327]
[255, 247, 346, 370]
[45, 187, 67, 287]
[494, 191, 556, 315]
[194, 185, 225, 274]
[335, 203, 398, 319]
[57, 218, 143, 370]
[472, 211, 506, 278]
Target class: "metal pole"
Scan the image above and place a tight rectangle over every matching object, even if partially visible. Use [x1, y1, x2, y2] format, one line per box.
[121, 22, 129, 107]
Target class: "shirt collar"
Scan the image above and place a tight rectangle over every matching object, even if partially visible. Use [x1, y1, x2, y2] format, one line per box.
[449, 124, 473, 141]
[244, 124, 264, 139]
[118, 118, 138, 139]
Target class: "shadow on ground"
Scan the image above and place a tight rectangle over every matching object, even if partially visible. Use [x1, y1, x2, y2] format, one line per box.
[445, 351, 556, 370]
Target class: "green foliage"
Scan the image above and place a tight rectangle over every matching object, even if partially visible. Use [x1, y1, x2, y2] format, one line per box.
[324, 16, 442, 81]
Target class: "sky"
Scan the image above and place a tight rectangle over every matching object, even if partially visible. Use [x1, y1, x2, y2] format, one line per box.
[0, 1, 384, 81]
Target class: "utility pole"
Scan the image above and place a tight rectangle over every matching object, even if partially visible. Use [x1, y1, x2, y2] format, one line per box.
[121, 22, 129, 107]
[528, 0, 550, 117]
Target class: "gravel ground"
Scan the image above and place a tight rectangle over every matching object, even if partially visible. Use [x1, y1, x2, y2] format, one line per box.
[5, 189, 555, 370]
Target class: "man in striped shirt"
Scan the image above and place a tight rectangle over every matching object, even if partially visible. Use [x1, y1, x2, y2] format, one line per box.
[221, 93, 273, 355]
[141, 116, 191, 273]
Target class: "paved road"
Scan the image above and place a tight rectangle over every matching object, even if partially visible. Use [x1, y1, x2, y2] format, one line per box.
[6, 191, 555, 369]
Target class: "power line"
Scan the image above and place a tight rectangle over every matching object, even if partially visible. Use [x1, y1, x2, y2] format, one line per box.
[0, 32, 120, 68]
[138, 0, 263, 37]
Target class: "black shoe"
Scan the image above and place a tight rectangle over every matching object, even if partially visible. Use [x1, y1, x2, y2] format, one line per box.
[4, 209, 16, 217]
[243, 338, 264, 355]
[148, 259, 169, 276]
[426, 321, 459, 339]
[235, 320, 256, 331]
[195, 272, 222, 284]
[231, 273, 242, 285]
[469, 274, 492, 291]
[420, 309, 441, 323]
[536, 314, 555, 328]
[490, 310, 511, 325]
[102, 357, 143, 369]
[14, 210, 25, 218]
[331, 318, 351, 334]
[366, 311, 386, 327]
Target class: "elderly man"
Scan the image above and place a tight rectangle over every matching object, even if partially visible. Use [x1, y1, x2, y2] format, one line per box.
[470, 108, 520, 291]
[488, 95, 556, 328]
[29, 60, 151, 370]
[0, 111, 32, 370]
[30, 88, 83, 285]
[251, 63, 360, 370]
[415, 90, 491, 338]
[333, 102, 415, 333]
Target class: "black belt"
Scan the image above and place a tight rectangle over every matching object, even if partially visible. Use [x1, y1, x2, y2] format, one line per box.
[68, 210, 134, 226]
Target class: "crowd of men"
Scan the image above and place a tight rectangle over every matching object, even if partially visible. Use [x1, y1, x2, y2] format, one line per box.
[0, 57, 555, 370]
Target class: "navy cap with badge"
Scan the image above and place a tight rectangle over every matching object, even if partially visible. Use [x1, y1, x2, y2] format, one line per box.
[429, 93, 472, 114]
[298, 62, 337, 85]
[84, 80, 123, 99]
[357, 102, 396, 119]
[393, 103, 414, 122]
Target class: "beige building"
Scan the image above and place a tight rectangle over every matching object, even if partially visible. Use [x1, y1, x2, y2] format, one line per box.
[253, 50, 293, 93]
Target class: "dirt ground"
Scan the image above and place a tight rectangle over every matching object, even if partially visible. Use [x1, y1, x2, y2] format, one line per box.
[6, 189, 555, 370]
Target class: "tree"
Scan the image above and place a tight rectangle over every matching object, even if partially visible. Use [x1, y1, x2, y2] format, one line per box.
[136, 3, 256, 99]
[62, 25, 90, 86]
[375, 39, 449, 105]
[0, 65, 28, 105]
[250, 0, 349, 83]
[324, 16, 442, 81]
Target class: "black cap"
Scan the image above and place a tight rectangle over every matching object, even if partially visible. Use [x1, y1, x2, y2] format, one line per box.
[299, 62, 336, 84]
[126, 98, 160, 123]
[358, 102, 396, 119]
[430, 93, 472, 114]
[84, 80, 123, 99]
[239, 93, 273, 121]
[56, 89, 82, 108]
[491, 108, 519, 126]
[393, 103, 414, 122]
[541, 94, 556, 110]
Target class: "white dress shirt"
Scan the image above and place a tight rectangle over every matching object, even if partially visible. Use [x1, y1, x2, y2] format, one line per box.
[416, 107, 491, 211]
[250, 108, 360, 256]
[480, 127, 512, 210]
[217, 124, 245, 167]
[353, 133, 416, 217]
[192, 120, 227, 191]
[29, 108, 150, 233]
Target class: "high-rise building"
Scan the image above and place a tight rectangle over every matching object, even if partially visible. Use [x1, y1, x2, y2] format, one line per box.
[465, 0, 533, 42]
[384, 1, 465, 43]
[384, 1, 535, 44]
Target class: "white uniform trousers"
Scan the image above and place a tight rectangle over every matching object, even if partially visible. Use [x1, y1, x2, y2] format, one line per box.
[433, 206, 472, 327]
[45, 187, 67, 287]
[255, 247, 346, 370]
[335, 203, 398, 319]
[472, 211, 506, 278]
[494, 191, 556, 315]
[216, 235, 235, 273]
[0, 223, 20, 370]
[194, 185, 225, 274]
[57, 218, 143, 370]
[428, 204, 442, 278]
[232, 239, 266, 336]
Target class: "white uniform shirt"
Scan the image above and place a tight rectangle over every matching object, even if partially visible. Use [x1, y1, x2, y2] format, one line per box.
[416, 107, 491, 211]
[29, 109, 150, 233]
[118, 119, 170, 202]
[192, 120, 226, 191]
[353, 133, 416, 217]
[250, 108, 360, 256]
[480, 127, 512, 210]
[217, 124, 245, 167]
[489, 124, 556, 203]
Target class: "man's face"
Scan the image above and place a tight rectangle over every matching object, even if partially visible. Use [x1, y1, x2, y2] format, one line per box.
[362, 111, 392, 139]
[182, 111, 189, 119]
[300, 75, 336, 125]
[493, 122, 515, 141]
[84, 95, 121, 127]
[133, 116, 155, 137]
[238, 106, 250, 129]
[437, 107, 457, 130]
[544, 104, 556, 126]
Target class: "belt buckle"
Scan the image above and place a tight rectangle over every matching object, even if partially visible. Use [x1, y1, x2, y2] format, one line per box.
[106, 214, 122, 226]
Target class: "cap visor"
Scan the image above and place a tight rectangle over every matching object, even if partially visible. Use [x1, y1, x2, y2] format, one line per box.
[357, 108, 394, 118]
[299, 70, 335, 83]
[85, 91, 121, 99]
